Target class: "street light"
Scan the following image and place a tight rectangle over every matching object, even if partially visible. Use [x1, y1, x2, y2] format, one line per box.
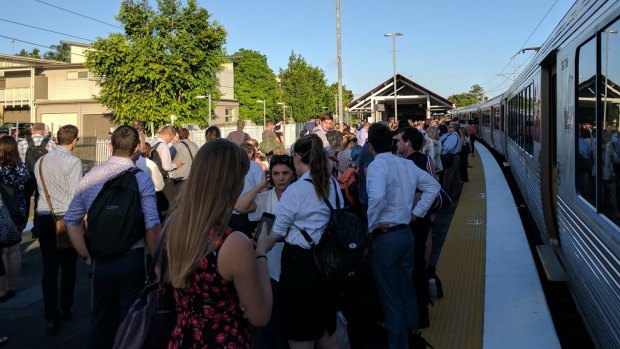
[384, 32, 404, 122]
[256, 99, 266, 128]
[195, 94, 212, 124]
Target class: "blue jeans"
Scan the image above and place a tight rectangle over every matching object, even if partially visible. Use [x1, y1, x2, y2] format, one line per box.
[370, 228, 417, 349]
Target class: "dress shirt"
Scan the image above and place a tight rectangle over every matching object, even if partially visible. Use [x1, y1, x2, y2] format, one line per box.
[249, 189, 284, 281]
[233, 161, 265, 217]
[358, 129, 369, 146]
[272, 172, 344, 249]
[170, 140, 199, 180]
[149, 138, 175, 172]
[34, 147, 83, 215]
[18, 134, 56, 163]
[64, 156, 160, 231]
[441, 132, 461, 155]
[135, 155, 165, 192]
[366, 152, 440, 231]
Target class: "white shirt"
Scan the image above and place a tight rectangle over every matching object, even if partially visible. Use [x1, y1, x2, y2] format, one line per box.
[233, 160, 265, 217]
[249, 189, 284, 281]
[135, 155, 165, 192]
[272, 172, 344, 249]
[148, 138, 175, 172]
[366, 152, 440, 231]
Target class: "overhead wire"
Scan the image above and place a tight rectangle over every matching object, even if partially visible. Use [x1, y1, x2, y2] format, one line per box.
[33, 0, 122, 30]
[0, 34, 87, 58]
[0, 17, 94, 42]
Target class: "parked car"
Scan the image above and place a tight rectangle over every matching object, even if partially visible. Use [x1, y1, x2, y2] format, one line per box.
[0, 122, 33, 138]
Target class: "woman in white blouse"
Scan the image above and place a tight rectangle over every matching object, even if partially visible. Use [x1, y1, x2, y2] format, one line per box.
[235, 154, 296, 349]
[270, 134, 343, 349]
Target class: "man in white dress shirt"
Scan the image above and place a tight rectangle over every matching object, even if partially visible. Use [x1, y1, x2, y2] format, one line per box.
[366, 123, 440, 349]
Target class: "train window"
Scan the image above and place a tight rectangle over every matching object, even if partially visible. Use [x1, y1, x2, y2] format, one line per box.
[599, 19, 620, 225]
[576, 37, 597, 207]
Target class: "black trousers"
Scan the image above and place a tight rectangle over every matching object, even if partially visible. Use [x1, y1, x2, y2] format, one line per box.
[34, 214, 78, 322]
[89, 248, 145, 349]
[409, 217, 432, 324]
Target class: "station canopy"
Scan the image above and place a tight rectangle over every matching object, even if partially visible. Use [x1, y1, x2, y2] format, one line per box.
[347, 74, 454, 122]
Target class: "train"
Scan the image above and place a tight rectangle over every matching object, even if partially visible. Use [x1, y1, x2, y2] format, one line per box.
[450, 1, 619, 347]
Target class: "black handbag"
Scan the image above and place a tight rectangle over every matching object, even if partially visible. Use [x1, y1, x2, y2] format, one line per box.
[113, 235, 176, 349]
[0, 188, 20, 248]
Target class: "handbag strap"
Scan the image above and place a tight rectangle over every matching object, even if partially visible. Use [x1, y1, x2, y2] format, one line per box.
[38, 155, 58, 219]
[298, 177, 341, 246]
[179, 140, 194, 160]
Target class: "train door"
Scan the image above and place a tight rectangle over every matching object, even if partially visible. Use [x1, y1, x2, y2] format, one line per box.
[541, 52, 560, 244]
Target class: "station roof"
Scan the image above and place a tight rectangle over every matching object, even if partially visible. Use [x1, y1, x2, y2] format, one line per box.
[347, 74, 454, 113]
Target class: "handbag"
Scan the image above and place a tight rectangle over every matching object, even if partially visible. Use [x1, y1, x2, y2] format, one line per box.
[113, 234, 176, 349]
[0, 195, 21, 248]
[38, 156, 73, 250]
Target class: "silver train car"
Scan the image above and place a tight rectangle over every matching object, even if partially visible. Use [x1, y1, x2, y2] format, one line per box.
[452, 1, 620, 347]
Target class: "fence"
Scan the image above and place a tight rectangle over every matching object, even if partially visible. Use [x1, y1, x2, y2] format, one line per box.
[93, 123, 304, 166]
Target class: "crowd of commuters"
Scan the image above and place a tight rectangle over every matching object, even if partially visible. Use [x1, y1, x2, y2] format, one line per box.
[0, 114, 475, 348]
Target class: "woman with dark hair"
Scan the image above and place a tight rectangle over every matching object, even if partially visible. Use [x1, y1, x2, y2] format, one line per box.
[270, 134, 343, 349]
[0, 136, 29, 302]
[204, 126, 221, 143]
[235, 154, 297, 349]
[166, 139, 277, 348]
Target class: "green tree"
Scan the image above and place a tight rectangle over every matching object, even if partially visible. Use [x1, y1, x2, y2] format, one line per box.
[43, 43, 71, 62]
[85, 0, 228, 127]
[279, 52, 329, 122]
[324, 82, 353, 115]
[233, 49, 280, 125]
[17, 48, 41, 58]
[448, 84, 486, 108]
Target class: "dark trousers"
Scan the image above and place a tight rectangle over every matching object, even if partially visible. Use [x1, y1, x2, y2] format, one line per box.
[156, 178, 175, 222]
[35, 214, 78, 322]
[251, 278, 289, 349]
[409, 217, 432, 325]
[443, 155, 461, 199]
[89, 249, 145, 349]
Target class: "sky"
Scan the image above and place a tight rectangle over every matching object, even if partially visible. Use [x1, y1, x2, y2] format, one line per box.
[0, 0, 576, 99]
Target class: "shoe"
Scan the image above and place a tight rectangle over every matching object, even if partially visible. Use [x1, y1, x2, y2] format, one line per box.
[0, 290, 15, 302]
[46, 321, 60, 336]
[409, 332, 434, 349]
[0, 336, 8, 345]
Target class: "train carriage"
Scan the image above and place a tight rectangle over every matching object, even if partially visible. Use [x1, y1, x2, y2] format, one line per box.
[454, 1, 620, 347]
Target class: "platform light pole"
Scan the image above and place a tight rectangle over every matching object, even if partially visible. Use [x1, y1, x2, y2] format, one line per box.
[256, 99, 266, 128]
[384, 32, 403, 122]
[195, 94, 211, 124]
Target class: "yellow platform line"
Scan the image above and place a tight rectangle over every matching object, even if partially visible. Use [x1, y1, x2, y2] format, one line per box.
[423, 155, 486, 349]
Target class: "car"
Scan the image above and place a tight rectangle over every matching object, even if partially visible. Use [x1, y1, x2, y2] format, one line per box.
[0, 122, 33, 138]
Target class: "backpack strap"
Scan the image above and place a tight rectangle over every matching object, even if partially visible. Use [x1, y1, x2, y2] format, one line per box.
[179, 140, 194, 160]
[40, 135, 50, 148]
[26, 135, 35, 148]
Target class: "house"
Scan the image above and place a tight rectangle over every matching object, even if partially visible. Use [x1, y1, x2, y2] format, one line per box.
[0, 41, 238, 139]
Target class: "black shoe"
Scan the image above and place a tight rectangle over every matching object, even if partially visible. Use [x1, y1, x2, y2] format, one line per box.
[46, 321, 60, 336]
[409, 332, 434, 349]
[0, 290, 15, 302]
[0, 336, 7, 346]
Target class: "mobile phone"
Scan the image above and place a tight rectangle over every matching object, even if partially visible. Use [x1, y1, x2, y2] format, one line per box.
[254, 212, 276, 241]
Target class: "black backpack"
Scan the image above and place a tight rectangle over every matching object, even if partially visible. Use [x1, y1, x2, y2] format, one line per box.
[301, 178, 369, 283]
[86, 168, 145, 259]
[25, 135, 50, 172]
[149, 142, 168, 178]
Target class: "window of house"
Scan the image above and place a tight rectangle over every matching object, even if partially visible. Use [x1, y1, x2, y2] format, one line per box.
[225, 108, 232, 123]
[67, 71, 88, 80]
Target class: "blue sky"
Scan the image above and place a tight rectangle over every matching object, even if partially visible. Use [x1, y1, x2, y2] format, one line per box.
[0, 0, 575, 99]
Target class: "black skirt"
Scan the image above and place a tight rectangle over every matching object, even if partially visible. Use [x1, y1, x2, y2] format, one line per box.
[279, 243, 337, 341]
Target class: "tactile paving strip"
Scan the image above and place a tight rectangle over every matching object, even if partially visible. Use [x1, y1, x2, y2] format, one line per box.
[422, 155, 486, 349]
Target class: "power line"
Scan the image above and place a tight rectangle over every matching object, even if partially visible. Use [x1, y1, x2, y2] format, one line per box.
[0, 17, 94, 42]
[0, 34, 87, 58]
[34, 0, 122, 29]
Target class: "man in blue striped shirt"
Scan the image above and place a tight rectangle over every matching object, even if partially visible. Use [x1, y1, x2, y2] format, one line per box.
[65, 125, 161, 349]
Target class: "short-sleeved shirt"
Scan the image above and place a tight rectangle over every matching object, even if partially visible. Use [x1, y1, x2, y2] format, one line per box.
[226, 130, 250, 146]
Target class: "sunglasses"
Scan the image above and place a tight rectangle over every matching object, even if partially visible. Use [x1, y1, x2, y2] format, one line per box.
[270, 155, 292, 167]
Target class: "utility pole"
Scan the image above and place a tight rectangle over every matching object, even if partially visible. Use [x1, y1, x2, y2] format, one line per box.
[336, 0, 344, 126]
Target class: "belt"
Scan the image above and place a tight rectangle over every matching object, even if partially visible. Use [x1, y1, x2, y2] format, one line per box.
[371, 224, 408, 238]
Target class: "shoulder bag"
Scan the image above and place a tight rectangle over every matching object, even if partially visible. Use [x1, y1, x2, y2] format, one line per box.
[0, 186, 21, 248]
[39, 156, 72, 250]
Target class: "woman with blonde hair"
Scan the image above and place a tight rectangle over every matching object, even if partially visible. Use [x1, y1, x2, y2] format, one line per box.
[167, 139, 276, 348]
[271, 134, 344, 349]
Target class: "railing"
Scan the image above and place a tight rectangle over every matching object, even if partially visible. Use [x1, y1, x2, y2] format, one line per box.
[0, 88, 31, 107]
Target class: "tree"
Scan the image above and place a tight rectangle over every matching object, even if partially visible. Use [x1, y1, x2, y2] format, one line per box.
[448, 84, 486, 108]
[324, 82, 353, 116]
[85, 0, 228, 127]
[43, 43, 71, 62]
[279, 52, 329, 122]
[233, 49, 280, 125]
[17, 48, 41, 59]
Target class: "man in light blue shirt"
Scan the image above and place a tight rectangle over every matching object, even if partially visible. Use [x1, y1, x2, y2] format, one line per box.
[440, 122, 462, 198]
[366, 123, 440, 349]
